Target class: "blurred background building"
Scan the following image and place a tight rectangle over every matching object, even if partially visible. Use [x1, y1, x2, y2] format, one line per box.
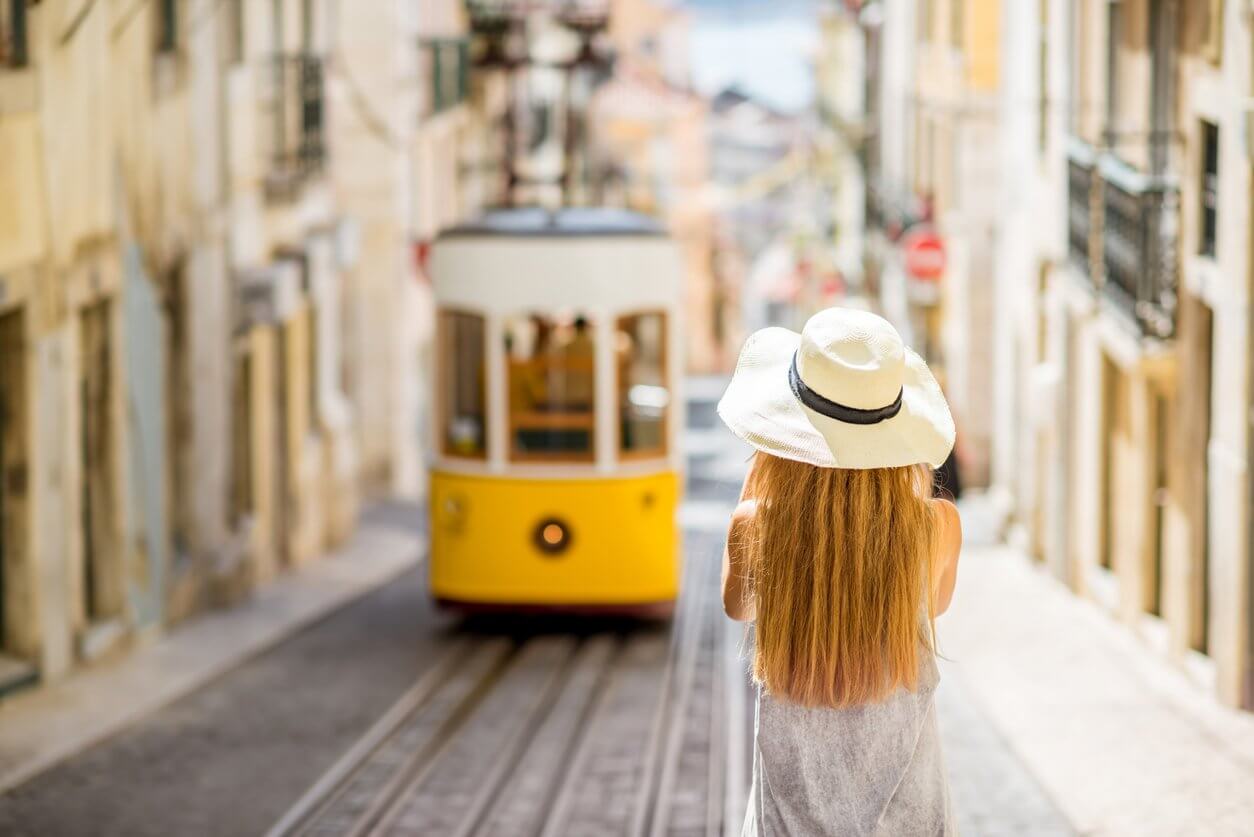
[1, 0, 1252, 718]
[855, 0, 1252, 710]
[1016, 0, 1252, 710]
[0, 0, 749, 694]
[0, 0, 387, 689]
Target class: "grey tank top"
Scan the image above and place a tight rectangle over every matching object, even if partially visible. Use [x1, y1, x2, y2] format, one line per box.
[742, 652, 954, 836]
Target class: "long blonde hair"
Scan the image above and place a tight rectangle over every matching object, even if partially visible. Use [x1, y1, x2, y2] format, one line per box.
[738, 453, 940, 708]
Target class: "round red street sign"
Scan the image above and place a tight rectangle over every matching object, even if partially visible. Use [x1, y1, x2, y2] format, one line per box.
[902, 228, 947, 281]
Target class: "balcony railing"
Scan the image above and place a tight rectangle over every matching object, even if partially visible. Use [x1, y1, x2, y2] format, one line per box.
[1066, 139, 1179, 340]
[466, 0, 610, 26]
[263, 54, 326, 201]
[1101, 161, 1179, 339]
[1066, 147, 1095, 273]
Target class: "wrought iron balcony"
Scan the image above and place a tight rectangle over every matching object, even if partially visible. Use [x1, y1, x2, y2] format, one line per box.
[466, 0, 609, 35]
[1100, 160, 1179, 339]
[465, 0, 610, 71]
[1066, 145, 1096, 273]
[1066, 138, 1179, 340]
[263, 54, 326, 201]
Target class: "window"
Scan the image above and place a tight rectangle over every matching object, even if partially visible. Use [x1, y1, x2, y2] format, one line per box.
[949, 0, 964, 49]
[617, 312, 669, 458]
[0, 0, 28, 68]
[302, 0, 313, 48]
[157, 0, 178, 53]
[439, 310, 487, 459]
[225, 0, 245, 65]
[1038, 0, 1049, 153]
[918, 0, 934, 43]
[426, 38, 470, 115]
[271, 0, 282, 50]
[506, 313, 595, 462]
[1202, 0, 1224, 66]
[1199, 120, 1219, 258]
[1066, 0, 1080, 136]
[1105, 0, 1122, 136]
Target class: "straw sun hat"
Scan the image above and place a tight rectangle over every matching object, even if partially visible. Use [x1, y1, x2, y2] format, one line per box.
[717, 307, 955, 470]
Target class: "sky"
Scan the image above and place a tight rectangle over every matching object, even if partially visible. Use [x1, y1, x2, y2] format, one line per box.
[681, 0, 819, 113]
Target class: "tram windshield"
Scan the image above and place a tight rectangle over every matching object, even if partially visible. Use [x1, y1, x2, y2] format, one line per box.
[439, 310, 487, 458]
[506, 312, 597, 462]
[617, 312, 669, 457]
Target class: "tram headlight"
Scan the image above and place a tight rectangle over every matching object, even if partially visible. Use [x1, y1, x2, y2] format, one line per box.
[533, 518, 572, 556]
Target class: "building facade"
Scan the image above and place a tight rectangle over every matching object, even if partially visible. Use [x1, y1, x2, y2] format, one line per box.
[0, 0, 476, 697]
[997, 0, 1253, 709]
[858, 0, 998, 487]
[852, 0, 1254, 709]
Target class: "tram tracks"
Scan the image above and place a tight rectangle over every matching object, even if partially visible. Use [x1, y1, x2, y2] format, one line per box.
[639, 532, 733, 837]
[268, 537, 749, 837]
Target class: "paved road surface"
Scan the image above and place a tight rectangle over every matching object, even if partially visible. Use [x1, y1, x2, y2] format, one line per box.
[0, 385, 1074, 836]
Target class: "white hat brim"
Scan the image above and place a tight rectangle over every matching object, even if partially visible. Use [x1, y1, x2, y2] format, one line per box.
[716, 326, 956, 469]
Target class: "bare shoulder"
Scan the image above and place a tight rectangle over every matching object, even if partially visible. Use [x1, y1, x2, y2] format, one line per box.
[928, 497, 962, 614]
[931, 497, 960, 529]
[930, 498, 962, 559]
[731, 498, 758, 524]
[722, 498, 758, 621]
[726, 499, 757, 548]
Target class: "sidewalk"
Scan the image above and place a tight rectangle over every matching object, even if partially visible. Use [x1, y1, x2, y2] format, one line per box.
[941, 536, 1254, 836]
[0, 511, 425, 795]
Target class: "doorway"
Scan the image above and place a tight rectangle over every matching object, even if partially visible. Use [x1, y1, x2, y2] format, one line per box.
[164, 263, 193, 567]
[230, 344, 254, 531]
[274, 324, 291, 566]
[1148, 389, 1169, 616]
[1190, 302, 1213, 654]
[1058, 311, 1078, 586]
[0, 310, 34, 689]
[1099, 354, 1120, 572]
[79, 302, 124, 629]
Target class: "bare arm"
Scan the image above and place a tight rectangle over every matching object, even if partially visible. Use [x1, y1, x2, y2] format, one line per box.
[930, 498, 962, 616]
[722, 458, 758, 622]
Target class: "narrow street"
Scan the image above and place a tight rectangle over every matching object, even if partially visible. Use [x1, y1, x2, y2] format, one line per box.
[0, 386, 1073, 837]
[4, 0, 1254, 834]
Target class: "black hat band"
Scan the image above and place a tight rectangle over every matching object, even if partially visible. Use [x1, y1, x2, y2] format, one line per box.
[788, 352, 904, 426]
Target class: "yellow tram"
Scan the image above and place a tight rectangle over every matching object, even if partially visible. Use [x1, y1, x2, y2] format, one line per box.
[428, 208, 684, 616]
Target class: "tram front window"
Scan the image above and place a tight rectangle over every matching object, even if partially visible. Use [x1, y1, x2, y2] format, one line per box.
[506, 313, 596, 462]
[439, 310, 486, 458]
[617, 312, 669, 457]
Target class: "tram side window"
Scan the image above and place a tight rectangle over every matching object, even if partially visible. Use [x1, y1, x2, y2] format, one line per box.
[505, 313, 596, 462]
[440, 310, 487, 458]
[617, 312, 669, 457]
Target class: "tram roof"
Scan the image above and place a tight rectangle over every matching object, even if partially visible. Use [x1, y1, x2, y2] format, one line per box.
[438, 207, 667, 240]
